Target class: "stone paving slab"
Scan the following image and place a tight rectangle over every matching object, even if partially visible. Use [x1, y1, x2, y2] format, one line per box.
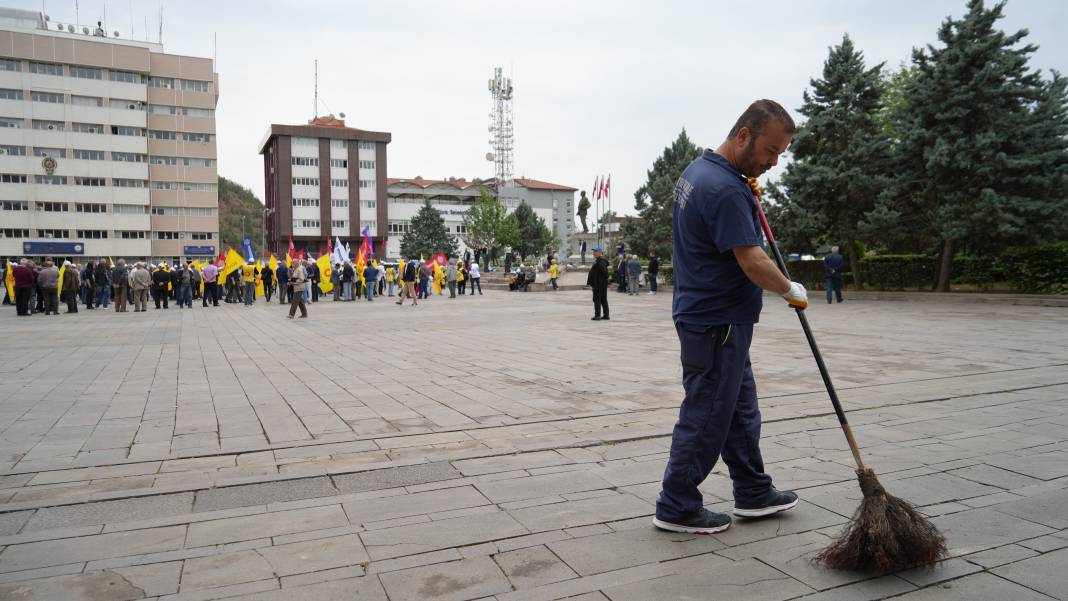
[0, 292, 1066, 599]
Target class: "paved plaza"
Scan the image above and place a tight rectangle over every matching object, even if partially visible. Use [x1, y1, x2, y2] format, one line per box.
[0, 289, 1066, 600]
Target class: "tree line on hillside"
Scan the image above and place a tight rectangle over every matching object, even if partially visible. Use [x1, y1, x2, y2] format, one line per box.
[623, 0, 1068, 291]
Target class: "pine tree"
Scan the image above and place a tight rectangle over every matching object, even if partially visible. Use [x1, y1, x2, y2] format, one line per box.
[770, 34, 891, 289]
[621, 129, 701, 259]
[895, 0, 1068, 290]
[400, 200, 458, 259]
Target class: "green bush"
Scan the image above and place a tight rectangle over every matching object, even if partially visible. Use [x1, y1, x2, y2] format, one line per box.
[859, 255, 937, 290]
[952, 255, 1003, 290]
[784, 260, 828, 290]
[660, 265, 673, 285]
[1002, 242, 1068, 294]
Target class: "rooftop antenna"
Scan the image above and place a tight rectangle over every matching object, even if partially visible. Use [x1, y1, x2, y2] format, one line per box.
[314, 59, 318, 118]
[487, 66, 515, 185]
[158, 0, 162, 45]
[75, 0, 79, 27]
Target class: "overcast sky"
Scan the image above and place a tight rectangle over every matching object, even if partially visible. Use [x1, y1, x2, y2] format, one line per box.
[19, 0, 1068, 215]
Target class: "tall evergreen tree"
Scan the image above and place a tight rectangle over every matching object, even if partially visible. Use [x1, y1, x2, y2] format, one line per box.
[894, 0, 1068, 290]
[400, 200, 458, 258]
[621, 129, 701, 260]
[770, 34, 890, 289]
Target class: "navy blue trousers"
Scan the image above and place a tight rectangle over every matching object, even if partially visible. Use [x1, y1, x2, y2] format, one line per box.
[656, 322, 772, 520]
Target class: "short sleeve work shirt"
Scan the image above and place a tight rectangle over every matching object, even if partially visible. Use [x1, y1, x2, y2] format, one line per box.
[671, 149, 764, 326]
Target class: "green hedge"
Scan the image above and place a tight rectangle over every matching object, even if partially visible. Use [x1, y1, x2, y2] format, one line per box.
[655, 243, 1067, 294]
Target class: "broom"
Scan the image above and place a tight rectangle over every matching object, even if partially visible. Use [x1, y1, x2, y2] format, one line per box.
[747, 179, 946, 573]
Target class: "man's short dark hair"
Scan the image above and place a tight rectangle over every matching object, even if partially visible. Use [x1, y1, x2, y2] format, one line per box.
[728, 99, 796, 139]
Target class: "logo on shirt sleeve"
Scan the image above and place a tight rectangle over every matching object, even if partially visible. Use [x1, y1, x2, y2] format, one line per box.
[674, 177, 694, 210]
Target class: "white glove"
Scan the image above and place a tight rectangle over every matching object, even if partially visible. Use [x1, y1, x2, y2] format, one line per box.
[782, 281, 808, 310]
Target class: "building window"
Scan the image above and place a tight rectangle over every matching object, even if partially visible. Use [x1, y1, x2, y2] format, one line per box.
[1, 173, 28, 183]
[331, 220, 348, 229]
[0, 88, 23, 100]
[184, 158, 213, 167]
[70, 94, 101, 107]
[149, 130, 177, 140]
[292, 198, 319, 207]
[330, 159, 348, 168]
[388, 220, 410, 234]
[76, 229, 107, 238]
[32, 120, 65, 131]
[152, 181, 178, 190]
[109, 70, 144, 84]
[110, 98, 144, 110]
[182, 107, 212, 118]
[331, 178, 348, 187]
[359, 180, 375, 189]
[180, 79, 211, 92]
[71, 122, 105, 134]
[37, 228, 68, 238]
[182, 132, 211, 143]
[330, 139, 346, 149]
[292, 156, 319, 166]
[150, 155, 178, 165]
[70, 66, 102, 80]
[0, 117, 23, 128]
[292, 177, 319, 186]
[112, 152, 146, 162]
[0, 59, 21, 72]
[29, 62, 63, 76]
[118, 230, 146, 238]
[148, 76, 174, 89]
[362, 200, 376, 209]
[111, 126, 145, 136]
[331, 199, 348, 208]
[113, 204, 146, 214]
[1, 228, 30, 237]
[0, 144, 25, 156]
[33, 147, 65, 158]
[1, 200, 28, 210]
[74, 149, 105, 161]
[113, 178, 147, 188]
[35, 175, 68, 185]
[358, 141, 375, 150]
[151, 207, 179, 216]
[358, 160, 375, 169]
[189, 232, 214, 240]
[155, 231, 180, 240]
[360, 220, 376, 232]
[295, 219, 320, 229]
[76, 203, 107, 213]
[185, 207, 214, 216]
[74, 177, 106, 187]
[293, 137, 317, 147]
[148, 104, 177, 114]
[182, 182, 215, 192]
[454, 224, 468, 234]
[31, 91, 64, 104]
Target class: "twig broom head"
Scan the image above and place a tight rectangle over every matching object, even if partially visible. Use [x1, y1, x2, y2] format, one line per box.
[815, 468, 947, 573]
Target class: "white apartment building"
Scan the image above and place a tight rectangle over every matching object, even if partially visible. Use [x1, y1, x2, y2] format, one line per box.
[0, 8, 219, 264]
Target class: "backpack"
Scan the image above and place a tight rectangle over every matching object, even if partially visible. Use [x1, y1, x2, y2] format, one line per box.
[181, 269, 191, 284]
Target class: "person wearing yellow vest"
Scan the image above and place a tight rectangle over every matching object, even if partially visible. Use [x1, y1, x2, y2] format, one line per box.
[456, 260, 466, 295]
[385, 265, 396, 296]
[549, 259, 559, 291]
[242, 262, 257, 306]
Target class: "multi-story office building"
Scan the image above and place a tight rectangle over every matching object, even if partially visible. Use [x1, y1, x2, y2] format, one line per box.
[259, 115, 390, 257]
[0, 8, 219, 263]
[387, 177, 576, 260]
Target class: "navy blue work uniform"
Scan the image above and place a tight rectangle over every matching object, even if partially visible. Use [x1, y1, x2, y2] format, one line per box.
[656, 149, 774, 521]
[824, 252, 844, 303]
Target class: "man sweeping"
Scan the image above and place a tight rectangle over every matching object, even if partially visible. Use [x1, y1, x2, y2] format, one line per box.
[653, 99, 809, 534]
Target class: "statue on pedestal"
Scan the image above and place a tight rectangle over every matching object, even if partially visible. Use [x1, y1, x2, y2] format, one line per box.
[577, 191, 591, 233]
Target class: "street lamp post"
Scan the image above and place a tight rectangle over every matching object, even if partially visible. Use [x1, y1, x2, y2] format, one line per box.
[263, 207, 274, 258]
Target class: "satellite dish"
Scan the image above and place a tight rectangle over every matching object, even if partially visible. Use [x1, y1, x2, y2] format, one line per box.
[82, 26, 89, 34]
[113, 31, 119, 37]
[56, 23, 63, 30]
[67, 24, 75, 32]
[338, 112, 345, 118]
[485, 152, 495, 162]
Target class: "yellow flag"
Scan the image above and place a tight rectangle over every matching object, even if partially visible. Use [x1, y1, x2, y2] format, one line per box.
[285, 253, 292, 268]
[4, 262, 14, 301]
[397, 259, 405, 285]
[316, 254, 333, 294]
[255, 260, 265, 297]
[192, 260, 205, 294]
[221, 248, 245, 280]
[57, 262, 66, 296]
[268, 254, 278, 273]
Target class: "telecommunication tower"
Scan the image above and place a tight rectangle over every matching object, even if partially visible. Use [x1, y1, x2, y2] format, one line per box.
[487, 67, 514, 185]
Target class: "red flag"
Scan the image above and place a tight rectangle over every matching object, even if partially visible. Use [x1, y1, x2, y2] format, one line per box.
[604, 174, 611, 197]
[593, 175, 601, 201]
[213, 250, 226, 267]
[295, 248, 305, 260]
[326, 238, 333, 260]
[288, 236, 296, 258]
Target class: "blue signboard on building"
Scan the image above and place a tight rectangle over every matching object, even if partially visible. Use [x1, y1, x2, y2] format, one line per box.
[23, 241, 85, 255]
[184, 245, 216, 255]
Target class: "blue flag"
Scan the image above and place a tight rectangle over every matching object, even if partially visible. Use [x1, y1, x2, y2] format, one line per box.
[242, 235, 256, 262]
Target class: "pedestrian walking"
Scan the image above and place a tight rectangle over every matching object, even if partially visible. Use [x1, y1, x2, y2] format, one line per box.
[37, 258, 60, 315]
[332, 263, 342, 301]
[468, 260, 482, 294]
[307, 260, 320, 303]
[152, 264, 169, 309]
[396, 256, 418, 306]
[549, 259, 559, 291]
[456, 261, 466, 295]
[824, 245, 845, 304]
[61, 260, 81, 313]
[262, 263, 274, 302]
[287, 261, 308, 318]
[627, 255, 641, 295]
[242, 262, 256, 306]
[177, 262, 194, 308]
[112, 259, 129, 312]
[363, 261, 378, 301]
[417, 262, 430, 300]
[648, 251, 660, 295]
[94, 261, 111, 308]
[202, 262, 219, 307]
[11, 259, 34, 316]
[276, 262, 289, 305]
[587, 246, 609, 320]
[446, 260, 458, 298]
[385, 264, 396, 296]
[653, 99, 808, 535]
